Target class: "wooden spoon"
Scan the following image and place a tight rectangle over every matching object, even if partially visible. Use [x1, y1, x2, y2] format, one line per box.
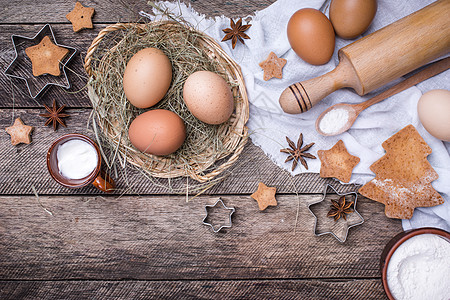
[316, 56, 450, 136]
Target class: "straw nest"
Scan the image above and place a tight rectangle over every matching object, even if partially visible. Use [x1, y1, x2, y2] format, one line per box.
[84, 21, 249, 184]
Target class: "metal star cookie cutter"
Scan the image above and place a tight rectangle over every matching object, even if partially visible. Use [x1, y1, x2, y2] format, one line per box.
[4, 24, 77, 99]
[308, 184, 364, 243]
[203, 198, 235, 233]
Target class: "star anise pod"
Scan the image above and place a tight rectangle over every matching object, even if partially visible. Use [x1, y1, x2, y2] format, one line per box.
[221, 18, 251, 49]
[280, 133, 316, 171]
[327, 195, 354, 221]
[39, 99, 69, 131]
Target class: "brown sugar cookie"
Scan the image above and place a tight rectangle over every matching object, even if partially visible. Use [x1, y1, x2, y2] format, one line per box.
[25, 36, 69, 76]
[251, 182, 277, 211]
[259, 52, 287, 81]
[5, 118, 34, 146]
[317, 140, 360, 183]
[359, 125, 444, 219]
[66, 1, 95, 32]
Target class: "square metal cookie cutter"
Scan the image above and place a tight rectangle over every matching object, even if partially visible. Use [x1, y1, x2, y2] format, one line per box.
[202, 198, 235, 233]
[308, 184, 364, 243]
[4, 24, 77, 99]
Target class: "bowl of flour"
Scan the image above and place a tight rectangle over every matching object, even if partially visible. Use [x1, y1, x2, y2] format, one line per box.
[380, 228, 450, 300]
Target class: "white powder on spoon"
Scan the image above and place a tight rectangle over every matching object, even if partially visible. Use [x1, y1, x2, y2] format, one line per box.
[319, 108, 349, 134]
[387, 233, 450, 300]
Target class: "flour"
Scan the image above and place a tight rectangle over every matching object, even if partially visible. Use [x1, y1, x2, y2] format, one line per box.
[319, 108, 349, 134]
[372, 178, 412, 202]
[387, 233, 450, 300]
[57, 139, 98, 180]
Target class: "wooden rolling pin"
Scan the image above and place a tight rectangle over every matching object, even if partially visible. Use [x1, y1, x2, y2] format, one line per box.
[279, 0, 450, 114]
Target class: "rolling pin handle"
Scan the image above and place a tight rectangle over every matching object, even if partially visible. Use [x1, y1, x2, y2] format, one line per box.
[279, 65, 346, 114]
[279, 54, 360, 114]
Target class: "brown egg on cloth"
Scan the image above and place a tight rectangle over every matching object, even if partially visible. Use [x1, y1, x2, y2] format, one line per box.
[417, 89, 450, 142]
[123, 48, 172, 109]
[330, 0, 377, 39]
[128, 109, 186, 156]
[287, 8, 335, 65]
[183, 71, 234, 125]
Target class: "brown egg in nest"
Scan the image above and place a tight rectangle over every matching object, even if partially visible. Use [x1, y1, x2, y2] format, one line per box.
[123, 48, 173, 109]
[128, 109, 186, 156]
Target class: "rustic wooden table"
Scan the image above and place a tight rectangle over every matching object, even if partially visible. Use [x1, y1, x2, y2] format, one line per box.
[0, 0, 401, 299]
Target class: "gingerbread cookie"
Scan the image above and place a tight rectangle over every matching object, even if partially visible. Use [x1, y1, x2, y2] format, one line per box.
[359, 125, 444, 219]
[317, 140, 360, 183]
[259, 52, 287, 81]
[251, 182, 277, 211]
[66, 2, 95, 32]
[5, 118, 34, 146]
[25, 36, 69, 76]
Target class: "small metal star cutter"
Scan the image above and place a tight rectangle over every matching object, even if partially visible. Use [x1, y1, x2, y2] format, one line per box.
[308, 184, 364, 243]
[4, 24, 77, 99]
[203, 198, 235, 233]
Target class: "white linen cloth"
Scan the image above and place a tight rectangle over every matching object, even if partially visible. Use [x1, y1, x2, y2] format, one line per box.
[145, 0, 450, 232]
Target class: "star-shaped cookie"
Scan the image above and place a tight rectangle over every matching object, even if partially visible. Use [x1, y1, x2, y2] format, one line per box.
[4, 24, 77, 98]
[66, 2, 95, 32]
[317, 140, 360, 183]
[25, 36, 69, 77]
[5, 118, 34, 146]
[251, 182, 277, 211]
[259, 52, 287, 81]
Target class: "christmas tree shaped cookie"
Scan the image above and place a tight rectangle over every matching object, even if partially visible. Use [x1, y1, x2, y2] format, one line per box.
[359, 125, 444, 219]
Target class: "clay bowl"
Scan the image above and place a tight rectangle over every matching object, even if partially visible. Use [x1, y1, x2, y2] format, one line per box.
[47, 133, 102, 189]
[380, 227, 450, 299]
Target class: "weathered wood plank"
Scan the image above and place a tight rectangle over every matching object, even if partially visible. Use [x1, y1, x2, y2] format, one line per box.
[0, 0, 276, 24]
[0, 194, 401, 280]
[0, 279, 388, 300]
[0, 108, 359, 195]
